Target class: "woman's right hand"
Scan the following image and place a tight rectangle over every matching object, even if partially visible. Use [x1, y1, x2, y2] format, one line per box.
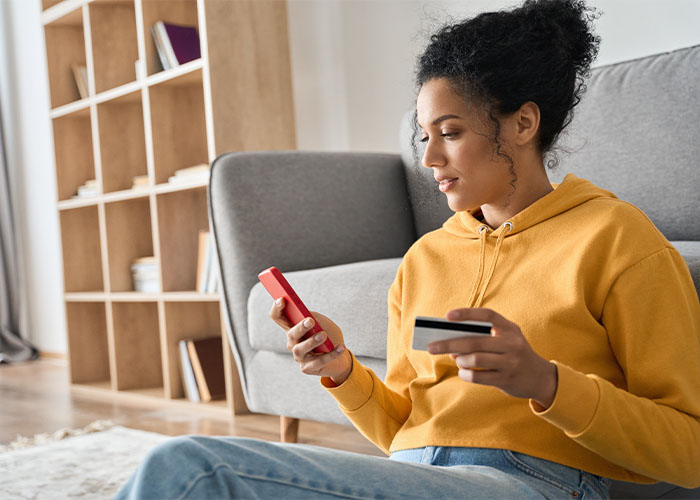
[268, 297, 353, 385]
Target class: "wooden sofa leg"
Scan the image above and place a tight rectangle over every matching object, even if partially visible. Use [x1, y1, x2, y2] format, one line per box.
[280, 416, 299, 443]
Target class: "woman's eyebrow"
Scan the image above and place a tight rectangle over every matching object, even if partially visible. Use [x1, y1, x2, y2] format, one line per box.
[418, 114, 464, 128]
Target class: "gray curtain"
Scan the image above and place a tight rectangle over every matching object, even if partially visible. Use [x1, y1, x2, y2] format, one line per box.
[0, 95, 37, 363]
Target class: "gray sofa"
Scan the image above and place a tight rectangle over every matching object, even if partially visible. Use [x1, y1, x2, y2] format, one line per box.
[209, 44, 700, 499]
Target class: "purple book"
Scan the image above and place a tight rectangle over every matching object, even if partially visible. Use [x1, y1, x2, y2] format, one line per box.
[162, 22, 201, 65]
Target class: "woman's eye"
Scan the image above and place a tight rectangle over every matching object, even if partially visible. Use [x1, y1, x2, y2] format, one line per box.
[420, 136, 429, 143]
[441, 132, 457, 139]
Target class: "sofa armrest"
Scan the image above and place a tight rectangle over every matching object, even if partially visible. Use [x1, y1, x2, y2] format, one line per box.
[208, 150, 416, 406]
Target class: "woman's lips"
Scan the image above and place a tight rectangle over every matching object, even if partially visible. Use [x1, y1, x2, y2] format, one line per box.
[439, 178, 458, 192]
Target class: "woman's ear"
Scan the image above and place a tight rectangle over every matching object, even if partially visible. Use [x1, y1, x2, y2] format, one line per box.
[513, 101, 541, 147]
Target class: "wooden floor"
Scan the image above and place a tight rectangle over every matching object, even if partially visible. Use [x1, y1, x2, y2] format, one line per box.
[0, 358, 383, 457]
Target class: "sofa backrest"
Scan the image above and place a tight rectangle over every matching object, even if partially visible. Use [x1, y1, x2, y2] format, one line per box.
[400, 44, 700, 241]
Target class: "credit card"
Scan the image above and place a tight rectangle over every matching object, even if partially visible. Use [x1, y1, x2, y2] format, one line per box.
[412, 316, 492, 351]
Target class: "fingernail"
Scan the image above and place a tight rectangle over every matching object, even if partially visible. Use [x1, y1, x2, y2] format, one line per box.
[276, 298, 283, 305]
[335, 345, 345, 353]
[314, 333, 324, 341]
[304, 318, 313, 328]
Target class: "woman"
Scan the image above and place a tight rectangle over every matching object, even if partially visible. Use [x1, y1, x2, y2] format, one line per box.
[117, 0, 700, 498]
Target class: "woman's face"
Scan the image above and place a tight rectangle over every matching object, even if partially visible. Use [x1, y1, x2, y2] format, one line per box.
[416, 77, 515, 214]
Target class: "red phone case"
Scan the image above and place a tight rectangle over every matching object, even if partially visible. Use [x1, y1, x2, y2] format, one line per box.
[257, 266, 335, 354]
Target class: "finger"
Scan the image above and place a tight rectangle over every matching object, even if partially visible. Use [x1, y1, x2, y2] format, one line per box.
[427, 335, 505, 355]
[445, 307, 510, 329]
[292, 331, 328, 361]
[270, 297, 293, 329]
[300, 345, 347, 375]
[287, 317, 316, 345]
[454, 352, 503, 371]
[458, 368, 501, 385]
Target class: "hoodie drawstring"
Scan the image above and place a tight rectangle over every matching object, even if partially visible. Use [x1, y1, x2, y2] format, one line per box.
[466, 221, 513, 308]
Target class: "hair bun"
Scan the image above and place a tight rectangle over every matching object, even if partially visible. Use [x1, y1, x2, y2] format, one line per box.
[522, 0, 601, 77]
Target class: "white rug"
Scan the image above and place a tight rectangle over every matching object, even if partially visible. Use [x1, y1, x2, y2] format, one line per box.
[0, 425, 170, 499]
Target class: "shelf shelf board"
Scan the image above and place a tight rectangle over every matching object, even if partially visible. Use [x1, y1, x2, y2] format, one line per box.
[161, 291, 220, 302]
[57, 195, 100, 211]
[153, 178, 209, 195]
[94, 80, 142, 105]
[64, 291, 221, 302]
[42, 0, 85, 26]
[51, 98, 91, 119]
[146, 58, 204, 88]
[102, 187, 150, 204]
[65, 292, 106, 302]
[110, 292, 161, 302]
[58, 180, 212, 210]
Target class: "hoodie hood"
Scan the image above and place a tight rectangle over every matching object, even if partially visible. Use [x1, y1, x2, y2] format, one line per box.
[441, 173, 618, 307]
[443, 173, 618, 238]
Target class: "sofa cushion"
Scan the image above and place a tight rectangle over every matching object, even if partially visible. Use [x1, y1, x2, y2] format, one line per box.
[248, 258, 402, 359]
[245, 351, 387, 426]
[671, 241, 700, 295]
[550, 44, 700, 241]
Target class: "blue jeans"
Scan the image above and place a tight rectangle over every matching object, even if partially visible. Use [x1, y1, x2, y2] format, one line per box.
[115, 436, 611, 499]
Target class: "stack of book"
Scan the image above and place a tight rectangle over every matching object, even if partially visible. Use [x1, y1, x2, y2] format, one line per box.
[152, 20, 201, 71]
[196, 230, 221, 293]
[179, 336, 226, 403]
[73, 179, 98, 198]
[131, 256, 160, 292]
[132, 174, 149, 190]
[168, 164, 210, 185]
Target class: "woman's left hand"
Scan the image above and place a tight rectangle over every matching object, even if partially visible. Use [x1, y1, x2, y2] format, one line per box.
[427, 308, 558, 409]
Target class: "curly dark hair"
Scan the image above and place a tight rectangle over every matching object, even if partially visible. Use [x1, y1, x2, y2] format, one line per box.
[412, 0, 602, 184]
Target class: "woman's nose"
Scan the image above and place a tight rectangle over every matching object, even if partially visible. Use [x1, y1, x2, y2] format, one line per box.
[421, 139, 445, 169]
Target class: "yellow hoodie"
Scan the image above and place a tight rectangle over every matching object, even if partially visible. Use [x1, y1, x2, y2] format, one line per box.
[322, 173, 700, 487]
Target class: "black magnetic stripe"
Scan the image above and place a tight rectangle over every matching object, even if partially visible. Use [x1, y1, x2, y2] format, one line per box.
[414, 318, 491, 334]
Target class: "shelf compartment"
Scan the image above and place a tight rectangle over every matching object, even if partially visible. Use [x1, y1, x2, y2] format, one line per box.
[43, 0, 65, 11]
[163, 301, 222, 400]
[44, 6, 89, 108]
[97, 90, 148, 193]
[111, 301, 163, 391]
[156, 187, 209, 292]
[65, 301, 110, 384]
[52, 107, 96, 201]
[140, 0, 200, 77]
[88, 0, 139, 94]
[60, 205, 104, 292]
[104, 197, 155, 292]
[149, 69, 208, 184]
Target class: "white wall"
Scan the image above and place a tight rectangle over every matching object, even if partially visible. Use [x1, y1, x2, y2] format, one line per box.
[2, 0, 700, 353]
[0, 0, 65, 353]
[287, 0, 700, 153]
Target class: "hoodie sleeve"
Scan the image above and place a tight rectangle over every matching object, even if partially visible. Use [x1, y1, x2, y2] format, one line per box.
[320, 259, 414, 455]
[531, 246, 700, 488]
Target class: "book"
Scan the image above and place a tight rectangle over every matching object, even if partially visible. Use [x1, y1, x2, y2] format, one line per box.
[179, 340, 200, 402]
[204, 232, 215, 293]
[132, 175, 149, 189]
[196, 230, 208, 292]
[152, 21, 201, 71]
[208, 237, 221, 293]
[131, 256, 160, 292]
[151, 23, 171, 71]
[71, 63, 88, 99]
[168, 164, 210, 184]
[186, 337, 226, 402]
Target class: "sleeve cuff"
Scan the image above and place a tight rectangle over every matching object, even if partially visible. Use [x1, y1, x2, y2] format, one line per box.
[530, 360, 601, 436]
[320, 351, 375, 411]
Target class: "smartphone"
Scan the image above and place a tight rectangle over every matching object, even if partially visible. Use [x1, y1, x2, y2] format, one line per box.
[412, 315, 492, 351]
[257, 266, 335, 354]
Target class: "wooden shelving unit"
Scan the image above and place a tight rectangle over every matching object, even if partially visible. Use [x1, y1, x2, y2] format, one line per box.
[42, 0, 296, 414]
